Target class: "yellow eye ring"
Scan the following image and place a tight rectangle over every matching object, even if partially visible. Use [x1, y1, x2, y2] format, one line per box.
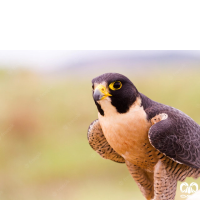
[109, 81, 122, 90]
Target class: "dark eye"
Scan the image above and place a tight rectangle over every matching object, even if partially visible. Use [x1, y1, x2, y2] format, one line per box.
[109, 81, 122, 90]
[113, 82, 121, 89]
[92, 85, 94, 90]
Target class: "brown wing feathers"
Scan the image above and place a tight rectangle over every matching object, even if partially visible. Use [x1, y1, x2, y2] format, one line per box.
[87, 119, 125, 163]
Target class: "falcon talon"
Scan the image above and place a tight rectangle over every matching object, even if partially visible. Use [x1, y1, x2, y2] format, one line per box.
[88, 73, 200, 200]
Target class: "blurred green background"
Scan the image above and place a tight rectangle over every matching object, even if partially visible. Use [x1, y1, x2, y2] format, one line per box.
[0, 51, 200, 200]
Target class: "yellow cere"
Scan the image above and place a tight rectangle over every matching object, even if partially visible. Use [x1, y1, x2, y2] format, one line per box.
[95, 84, 112, 100]
[109, 81, 122, 90]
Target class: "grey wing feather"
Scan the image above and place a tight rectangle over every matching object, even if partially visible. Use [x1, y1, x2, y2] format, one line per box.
[88, 119, 125, 163]
[148, 107, 200, 168]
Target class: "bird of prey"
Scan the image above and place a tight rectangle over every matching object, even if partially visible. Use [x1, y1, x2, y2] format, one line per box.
[87, 73, 200, 200]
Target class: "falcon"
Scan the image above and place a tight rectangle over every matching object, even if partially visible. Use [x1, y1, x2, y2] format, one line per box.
[87, 73, 200, 200]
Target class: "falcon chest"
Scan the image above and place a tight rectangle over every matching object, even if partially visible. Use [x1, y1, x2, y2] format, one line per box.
[98, 98, 158, 172]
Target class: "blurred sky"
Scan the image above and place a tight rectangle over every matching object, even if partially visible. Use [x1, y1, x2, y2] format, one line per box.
[1, 50, 200, 73]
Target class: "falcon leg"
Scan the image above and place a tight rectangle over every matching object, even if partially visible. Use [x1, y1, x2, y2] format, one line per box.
[153, 160, 177, 200]
[126, 160, 154, 200]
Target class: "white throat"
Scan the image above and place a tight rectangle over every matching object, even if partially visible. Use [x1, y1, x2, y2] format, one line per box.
[97, 97, 118, 117]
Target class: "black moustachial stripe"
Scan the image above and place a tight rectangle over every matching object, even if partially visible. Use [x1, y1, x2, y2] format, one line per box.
[95, 101, 104, 116]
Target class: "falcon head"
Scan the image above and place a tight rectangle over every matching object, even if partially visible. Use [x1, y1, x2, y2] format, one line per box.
[92, 73, 139, 115]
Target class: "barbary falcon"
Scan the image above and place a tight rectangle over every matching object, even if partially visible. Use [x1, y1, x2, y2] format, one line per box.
[87, 73, 200, 200]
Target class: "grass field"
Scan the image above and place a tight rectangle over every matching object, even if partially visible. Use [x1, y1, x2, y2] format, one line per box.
[0, 68, 200, 200]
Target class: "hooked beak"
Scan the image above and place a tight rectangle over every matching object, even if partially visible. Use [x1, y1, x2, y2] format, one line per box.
[93, 84, 112, 101]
